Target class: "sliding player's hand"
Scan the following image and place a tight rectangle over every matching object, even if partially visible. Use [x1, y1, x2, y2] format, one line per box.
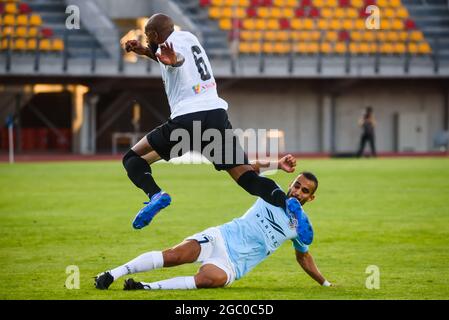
[278, 154, 296, 173]
[124, 40, 149, 56]
[155, 42, 177, 66]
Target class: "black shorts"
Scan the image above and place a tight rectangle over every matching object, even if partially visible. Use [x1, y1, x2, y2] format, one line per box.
[147, 108, 249, 171]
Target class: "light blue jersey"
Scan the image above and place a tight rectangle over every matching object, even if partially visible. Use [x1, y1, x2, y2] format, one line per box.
[219, 198, 309, 280]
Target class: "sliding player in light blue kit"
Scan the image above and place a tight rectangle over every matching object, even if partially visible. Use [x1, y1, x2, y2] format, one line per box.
[95, 155, 332, 290]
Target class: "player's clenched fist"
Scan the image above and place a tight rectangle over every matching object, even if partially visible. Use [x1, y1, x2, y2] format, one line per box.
[278, 154, 297, 173]
[124, 40, 149, 56]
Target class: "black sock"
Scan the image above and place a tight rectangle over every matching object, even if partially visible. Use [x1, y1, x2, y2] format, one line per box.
[122, 149, 161, 198]
[237, 170, 287, 209]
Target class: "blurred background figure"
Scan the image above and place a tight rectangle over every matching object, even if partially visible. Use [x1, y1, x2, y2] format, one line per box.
[357, 107, 376, 158]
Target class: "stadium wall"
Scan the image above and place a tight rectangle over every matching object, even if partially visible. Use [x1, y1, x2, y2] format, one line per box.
[220, 79, 448, 154]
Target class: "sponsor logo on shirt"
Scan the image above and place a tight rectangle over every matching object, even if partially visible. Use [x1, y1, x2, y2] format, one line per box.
[192, 81, 216, 94]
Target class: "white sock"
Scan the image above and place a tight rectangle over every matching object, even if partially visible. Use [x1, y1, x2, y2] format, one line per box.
[109, 251, 164, 281]
[141, 276, 197, 290]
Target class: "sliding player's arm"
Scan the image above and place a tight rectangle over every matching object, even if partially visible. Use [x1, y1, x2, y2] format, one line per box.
[295, 250, 332, 287]
[251, 154, 296, 174]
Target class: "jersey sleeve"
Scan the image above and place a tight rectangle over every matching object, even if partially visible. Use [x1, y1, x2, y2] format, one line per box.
[291, 237, 309, 253]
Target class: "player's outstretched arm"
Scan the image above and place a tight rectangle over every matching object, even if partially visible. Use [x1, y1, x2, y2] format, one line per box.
[124, 39, 158, 62]
[251, 154, 296, 174]
[295, 250, 332, 287]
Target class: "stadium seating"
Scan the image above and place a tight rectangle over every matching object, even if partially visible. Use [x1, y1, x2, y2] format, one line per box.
[0, 0, 64, 52]
[199, 0, 433, 55]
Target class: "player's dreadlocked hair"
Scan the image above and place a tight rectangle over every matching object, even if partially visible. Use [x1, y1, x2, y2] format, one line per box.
[301, 171, 318, 194]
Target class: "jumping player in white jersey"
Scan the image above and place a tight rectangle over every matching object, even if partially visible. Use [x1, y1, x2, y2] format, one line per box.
[121, 14, 299, 231]
[95, 155, 332, 290]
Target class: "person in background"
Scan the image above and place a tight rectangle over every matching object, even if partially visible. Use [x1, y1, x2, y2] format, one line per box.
[357, 106, 377, 157]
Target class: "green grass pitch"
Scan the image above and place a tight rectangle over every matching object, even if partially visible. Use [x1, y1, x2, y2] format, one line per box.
[0, 158, 448, 300]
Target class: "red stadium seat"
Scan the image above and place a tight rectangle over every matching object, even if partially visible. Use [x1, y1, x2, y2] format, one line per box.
[295, 8, 305, 17]
[338, 30, 349, 41]
[247, 7, 257, 17]
[279, 18, 290, 29]
[405, 19, 416, 30]
[18, 3, 32, 14]
[41, 27, 54, 38]
[301, 0, 312, 7]
[199, 0, 211, 6]
[339, 0, 350, 7]
[310, 7, 320, 18]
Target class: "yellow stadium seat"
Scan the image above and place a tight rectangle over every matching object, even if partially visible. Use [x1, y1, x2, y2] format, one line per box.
[392, 19, 403, 30]
[258, 7, 270, 18]
[294, 43, 306, 54]
[355, 19, 366, 30]
[239, 42, 251, 54]
[222, 7, 233, 18]
[52, 39, 64, 51]
[335, 8, 345, 19]
[305, 42, 319, 54]
[393, 43, 406, 54]
[350, 0, 364, 7]
[1, 26, 14, 37]
[410, 30, 424, 42]
[359, 43, 370, 55]
[219, 19, 231, 30]
[1, 38, 10, 51]
[277, 31, 289, 41]
[16, 26, 27, 38]
[327, 0, 338, 7]
[271, 7, 282, 18]
[242, 19, 255, 30]
[250, 42, 262, 53]
[377, 0, 388, 7]
[303, 19, 315, 30]
[5, 3, 17, 14]
[320, 42, 332, 54]
[335, 42, 347, 54]
[209, 7, 221, 19]
[398, 31, 408, 41]
[291, 19, 302, 30]
[408, 42, 418, 54]
[255, 19, 267, 30]
[29, 27, 38, 38]
[235, 7, 246, 19]
[267, 19, 279, 30]
[351, 31, 363, 41]
[238, 0, 249, 5]
[27, 38, 37, 50]
[264, 31, 276, 41]
[240, 31, 252, 41]
[380, 42, 394, 54]
[418, 42, 431, 54]
[263, 42, 275, 54]
[274, 42, 291, 54]
[286, 0, 298, 6]
[384, 8, 395, 19]
[274, 0, 285, 6]
[312, 0, 325, 7]
[397, 7, 408, 19]
[362, 31, 376, 42]
[329, 20, 342, 30]
[381, 20, 391, 30]
[321, 8, 332, 19]
[282, 8, 294, 18]
[39, 38, 52, 51]
[390, 0, 402, 7]
[311, 31, 321, 41]
[325, 31, 338, 41]
[346, 8, 358, 19]
[342, 20, 354, 30]
[14, 38, 27, 50]
[3, 14, 16, 26]
[349, 43, 360, 54]
[16, 14, 28, 26]
[386, 31, 399, 42]
[211, 0, 224, 5]
[29, 14, 42, 27]
[317, 19, 329, 30]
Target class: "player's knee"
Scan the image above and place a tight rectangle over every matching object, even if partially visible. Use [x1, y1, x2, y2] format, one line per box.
[194, 274, 226, 288]
[122, 149, 139, 168]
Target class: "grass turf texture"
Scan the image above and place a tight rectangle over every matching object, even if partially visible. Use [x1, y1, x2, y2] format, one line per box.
[0, 158, 448, 300]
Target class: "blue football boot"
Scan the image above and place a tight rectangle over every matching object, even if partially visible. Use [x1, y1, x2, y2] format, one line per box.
[286, 197, 314, 245]
[132, 191, 171, 229]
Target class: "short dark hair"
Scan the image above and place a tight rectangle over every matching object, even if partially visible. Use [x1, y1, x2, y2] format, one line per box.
[301, 171, 318, 193]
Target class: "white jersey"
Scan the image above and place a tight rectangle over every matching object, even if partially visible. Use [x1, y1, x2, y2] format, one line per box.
[156, 31, 228, 119]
